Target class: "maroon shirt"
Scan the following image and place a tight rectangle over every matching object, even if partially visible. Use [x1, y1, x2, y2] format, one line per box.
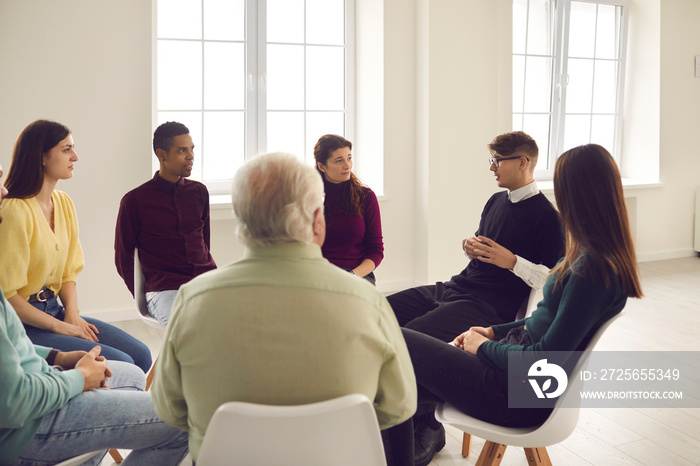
[115, 172, 216, 296]
[321, 178, 384, 269]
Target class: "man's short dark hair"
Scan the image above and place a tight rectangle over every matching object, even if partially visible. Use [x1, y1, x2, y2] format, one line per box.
[487, 131, 538, 159]
[153, 121, 190, 155]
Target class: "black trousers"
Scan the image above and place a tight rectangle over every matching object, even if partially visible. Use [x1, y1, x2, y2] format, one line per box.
[401, 328, 551, 428]
[381, 418, 414, 465]
[387, 282, 505, 342]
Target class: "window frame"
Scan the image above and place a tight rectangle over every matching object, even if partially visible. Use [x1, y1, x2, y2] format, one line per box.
[513, 0, 629, 178]
[153, 0, 355, 196]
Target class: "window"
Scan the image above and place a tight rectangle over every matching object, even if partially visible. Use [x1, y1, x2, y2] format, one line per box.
[512, 0, 628, 174]
[156, 0, 352, 195]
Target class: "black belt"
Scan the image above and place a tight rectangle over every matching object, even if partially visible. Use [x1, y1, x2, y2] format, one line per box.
[28, 288, 55, 303]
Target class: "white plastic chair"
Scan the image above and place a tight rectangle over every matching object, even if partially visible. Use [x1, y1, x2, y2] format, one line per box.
[197, 393, 387, 466]
[436, 311, 625, 466]
[134, 248, 166, 330]
[515, 287, 544, 321]
[134, 249, 166, 390]
[54, 450, 102, 466]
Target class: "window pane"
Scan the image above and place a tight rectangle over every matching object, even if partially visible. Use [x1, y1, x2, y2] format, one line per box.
[203, 112, 244, 181]
[522, 114, 551, 169]
[157, 111, 203, 179]
[563, 114, 591, 150]
[158, 0, 202, 39]
[158, 41, 202, 110]
[565, 58, 594, 113]
[307, 0, 344, 45]
[268, 0, 304, 43]
[568, 2, 597, 58]
[306, 112, 345, 162]
[526, 0, 554, 55]
[307, 46, 344, 110]
[512, 114, 525, 132]
[204, 42, 245, 110]
[592, 60, 617, 114]
[204, 0, 244, 41]
[512, 0, 528, 55]
[513, 55, 526, 113]
[591, 115, 615, 151]
[523, 56, 553, 113]
[595, 4, 621, 59]
[267, 112, 304, 158]
[267, 44, 304, 110]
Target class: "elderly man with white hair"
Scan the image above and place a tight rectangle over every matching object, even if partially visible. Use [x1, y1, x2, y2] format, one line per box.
[151, 152, 417, 464]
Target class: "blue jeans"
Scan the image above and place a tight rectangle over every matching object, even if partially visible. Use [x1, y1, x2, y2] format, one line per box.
[26, 297, 152, 373]
[146, 290, 178, 325]
[15, 360, 189, 466]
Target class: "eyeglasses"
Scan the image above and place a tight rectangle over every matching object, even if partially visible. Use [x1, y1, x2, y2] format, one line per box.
[488, 156, 529, 168]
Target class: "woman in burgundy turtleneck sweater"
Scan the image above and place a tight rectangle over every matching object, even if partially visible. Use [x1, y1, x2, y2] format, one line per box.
[313, 134, 384, 285]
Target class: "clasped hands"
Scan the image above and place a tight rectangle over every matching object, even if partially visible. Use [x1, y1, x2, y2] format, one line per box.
[452, 326, 495, 354]
[462, 235, 517, 270]
[55, 346, 112, 391]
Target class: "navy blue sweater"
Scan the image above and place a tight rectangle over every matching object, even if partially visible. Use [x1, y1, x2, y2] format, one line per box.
[446, 191, 564, 322]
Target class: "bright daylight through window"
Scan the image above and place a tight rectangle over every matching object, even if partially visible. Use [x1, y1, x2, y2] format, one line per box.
[156, 0, 350, 195]
[513, 0, 627, 175]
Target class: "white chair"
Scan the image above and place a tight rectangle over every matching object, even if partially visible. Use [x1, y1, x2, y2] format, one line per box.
[436, 311, 625, 466]
[197, 393, 387, 466]
[134, 248, 166, 390]
[515, 286, 544, 321]
[54, 450, 102, 466]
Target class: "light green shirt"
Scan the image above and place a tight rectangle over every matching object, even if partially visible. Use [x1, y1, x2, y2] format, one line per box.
[152, 242, 417, 460]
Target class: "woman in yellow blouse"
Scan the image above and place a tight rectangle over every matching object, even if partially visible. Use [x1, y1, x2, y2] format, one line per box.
[0, 120, 151, 372]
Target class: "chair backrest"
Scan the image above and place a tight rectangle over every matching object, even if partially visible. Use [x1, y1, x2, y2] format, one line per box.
[134, 248, 152, 319]
[525, 310, 625, 444]
[197, 393, 387, 466]
[515, 286, 543, 320]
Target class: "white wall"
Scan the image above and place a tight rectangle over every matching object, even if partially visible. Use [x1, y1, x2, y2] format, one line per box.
[0, 0, 153, 317]
[1, 0, 698, 320]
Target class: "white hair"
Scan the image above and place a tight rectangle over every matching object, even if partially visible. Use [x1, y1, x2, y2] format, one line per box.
[231, 152, 324, 247]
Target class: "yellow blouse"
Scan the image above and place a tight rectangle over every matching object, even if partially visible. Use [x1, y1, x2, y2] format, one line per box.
[0, 190, 84, 300]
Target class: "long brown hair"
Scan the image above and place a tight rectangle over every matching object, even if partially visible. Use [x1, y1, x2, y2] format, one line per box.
[551, 144, 642, 298]
[4, 120, 71, 199]
[313, 134, 365, 217]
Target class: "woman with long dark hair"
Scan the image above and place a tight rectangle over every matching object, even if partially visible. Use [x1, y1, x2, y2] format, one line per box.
[399, 144, 643, 466]
[0, 120, 152, 372]
[314, 134, 384, 285]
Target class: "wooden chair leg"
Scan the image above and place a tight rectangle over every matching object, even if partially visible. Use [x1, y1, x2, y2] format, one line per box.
[524, 447, 552, 466]
[109, 449, 124, 463]
[475, 440, 507, 466]
[462, 432, 472, 457]
[145, 356, 158, 391]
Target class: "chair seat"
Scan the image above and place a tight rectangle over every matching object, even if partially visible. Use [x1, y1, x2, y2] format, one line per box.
[55, 450, 102, 466]
[435, 403, 570, 448]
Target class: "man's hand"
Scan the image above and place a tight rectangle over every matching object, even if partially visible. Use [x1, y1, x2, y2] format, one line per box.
[452, 327, 494, 355]
[462, 237, 486, 260]
[54, 350, 88, 370]
[75, 346, 112, 391]
[470, 236, 517, 270]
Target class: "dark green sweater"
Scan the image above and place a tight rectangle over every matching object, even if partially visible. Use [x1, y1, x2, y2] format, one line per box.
[477, 259, 627, 370]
